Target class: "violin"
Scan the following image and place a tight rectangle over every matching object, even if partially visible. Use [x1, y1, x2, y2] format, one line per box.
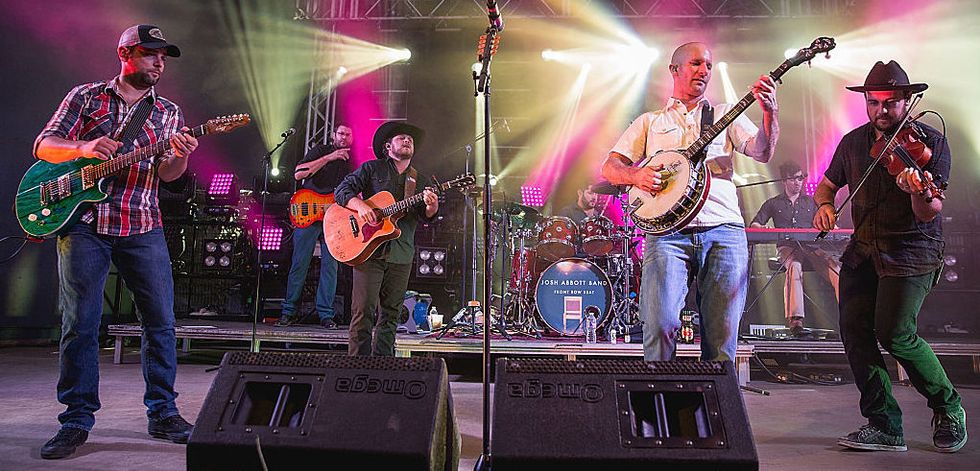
[870, 121, 947, 201]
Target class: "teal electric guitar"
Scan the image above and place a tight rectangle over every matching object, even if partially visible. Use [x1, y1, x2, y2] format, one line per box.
[15, 114, 250, 238]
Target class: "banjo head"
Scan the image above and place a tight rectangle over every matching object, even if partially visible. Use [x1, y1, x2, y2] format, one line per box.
[627, 150, 709, 235]
[628, 150, 693, 220]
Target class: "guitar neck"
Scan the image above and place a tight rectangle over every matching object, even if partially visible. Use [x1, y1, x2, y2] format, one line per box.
[684, 60, 796, 162]
[377, 180, 454, 218]
[88, 123, 209, 179]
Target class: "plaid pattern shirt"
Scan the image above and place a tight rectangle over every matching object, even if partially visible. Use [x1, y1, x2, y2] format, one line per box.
[34, 78, 183, 236]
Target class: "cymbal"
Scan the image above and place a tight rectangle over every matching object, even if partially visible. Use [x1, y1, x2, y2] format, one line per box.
[591, 180, 626, 195]
[499, 202, 540, 217]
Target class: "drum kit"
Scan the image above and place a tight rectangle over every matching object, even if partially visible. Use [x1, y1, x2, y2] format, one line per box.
[491, 187, 642, 339]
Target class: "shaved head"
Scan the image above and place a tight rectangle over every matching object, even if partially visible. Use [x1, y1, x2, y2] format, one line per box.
[670, 42, 709, 68]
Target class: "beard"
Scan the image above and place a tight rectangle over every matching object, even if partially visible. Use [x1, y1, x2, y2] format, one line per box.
[129, 71, 159, 89]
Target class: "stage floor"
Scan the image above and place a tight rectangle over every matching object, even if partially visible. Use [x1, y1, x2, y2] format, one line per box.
[0, 346, 977, 470]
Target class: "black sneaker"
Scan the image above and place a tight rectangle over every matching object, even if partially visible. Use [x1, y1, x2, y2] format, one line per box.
[933, 407, 967, 453]
[148, 415, 193, 444]
[838, 423, 907, 452]
[275, 315, 299, 327]
[40, 428, 88, 459]
[320, 318, 338, 329]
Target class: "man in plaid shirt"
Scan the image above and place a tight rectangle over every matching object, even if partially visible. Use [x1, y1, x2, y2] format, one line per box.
[34, 24, 198, 459]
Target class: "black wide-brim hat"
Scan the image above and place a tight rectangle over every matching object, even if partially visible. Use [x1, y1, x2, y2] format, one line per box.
[846, 60, 928, 93]
[372, 121, 425, 159]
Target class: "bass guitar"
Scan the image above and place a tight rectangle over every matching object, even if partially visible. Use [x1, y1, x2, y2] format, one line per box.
[289, 189, 335, 228]
[324, 173, 475, 265]
[15, 114, 250, 238]
[628, 37, 835, 235]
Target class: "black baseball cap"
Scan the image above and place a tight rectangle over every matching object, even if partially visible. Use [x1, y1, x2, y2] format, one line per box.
[118, 24, 181, 57]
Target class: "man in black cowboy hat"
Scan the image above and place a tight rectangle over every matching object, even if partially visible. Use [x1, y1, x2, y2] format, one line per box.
[814, 60, 966, 453]
[334, 121, 439, 356]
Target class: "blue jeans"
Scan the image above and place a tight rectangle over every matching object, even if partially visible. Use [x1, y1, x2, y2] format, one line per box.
[281, 224, 337, 321]
[56, 224, 180, 431]
[640, 223, 748, 362]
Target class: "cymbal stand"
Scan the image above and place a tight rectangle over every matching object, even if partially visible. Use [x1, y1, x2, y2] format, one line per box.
[608, 194, 640, 332]
[499, 222, 541, 339]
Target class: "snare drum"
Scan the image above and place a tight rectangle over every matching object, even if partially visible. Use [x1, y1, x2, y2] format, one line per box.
[580, 215, 617, 256]
[536, 216, 578, 262]
[534, 258, 612, 336]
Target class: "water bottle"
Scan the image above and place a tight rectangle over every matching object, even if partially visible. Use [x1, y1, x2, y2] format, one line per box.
[584, 310, 598, 344]
[608, 324, 618, 344]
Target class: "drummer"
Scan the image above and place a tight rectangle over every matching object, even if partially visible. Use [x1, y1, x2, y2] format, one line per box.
[557, 184, 602, 224]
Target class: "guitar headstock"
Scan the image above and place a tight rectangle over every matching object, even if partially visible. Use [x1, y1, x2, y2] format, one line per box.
[205, 114, 251, 134]
[786, 37, 836, 67]
[447, 173, 477, 190]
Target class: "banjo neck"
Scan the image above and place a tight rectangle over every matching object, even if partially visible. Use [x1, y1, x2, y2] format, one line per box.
[683, 58, 797, 164]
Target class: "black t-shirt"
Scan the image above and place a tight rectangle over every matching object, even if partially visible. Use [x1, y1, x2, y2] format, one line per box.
[297, 143, 351, 194]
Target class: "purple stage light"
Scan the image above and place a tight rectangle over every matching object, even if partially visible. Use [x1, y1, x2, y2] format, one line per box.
[521, 186, 545, 207]
[257, 225, 283, 251]
[208, 173, 235, 196]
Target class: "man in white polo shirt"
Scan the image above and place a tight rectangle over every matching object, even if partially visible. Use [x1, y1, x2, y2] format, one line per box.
[601, 42, 780, 362]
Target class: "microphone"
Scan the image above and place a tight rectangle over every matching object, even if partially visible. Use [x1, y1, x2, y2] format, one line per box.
[909, 110, 928, 122]
[487, 0, 504, 31]
[281, 127, 296, 138]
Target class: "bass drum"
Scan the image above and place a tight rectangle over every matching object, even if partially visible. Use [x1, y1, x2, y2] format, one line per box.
[534, 258, 612, 336]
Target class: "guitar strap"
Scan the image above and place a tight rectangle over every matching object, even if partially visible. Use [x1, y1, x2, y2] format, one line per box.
[696, 102, 714, 164]
[114, 96, 155, 154]
[405, 166, 418, 201]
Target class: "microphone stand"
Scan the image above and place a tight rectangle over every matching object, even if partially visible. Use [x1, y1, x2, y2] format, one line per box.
[250, 132, 292, 352]
[474, 23, 500, 471]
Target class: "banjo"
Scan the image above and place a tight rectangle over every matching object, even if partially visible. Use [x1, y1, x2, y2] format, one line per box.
[627, 37, 836, 235]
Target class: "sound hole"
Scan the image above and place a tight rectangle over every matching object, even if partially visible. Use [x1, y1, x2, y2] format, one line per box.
[233, 382, 313, 428]
[628, 390, 711, 439]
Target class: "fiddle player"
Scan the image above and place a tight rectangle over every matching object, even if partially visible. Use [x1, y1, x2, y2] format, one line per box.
[813, 61, 965, 453]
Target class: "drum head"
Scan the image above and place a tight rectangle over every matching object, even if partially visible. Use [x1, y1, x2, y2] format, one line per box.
[534, 258, 612, 336]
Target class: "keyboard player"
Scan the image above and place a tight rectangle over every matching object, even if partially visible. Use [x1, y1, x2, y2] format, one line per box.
[749, 162, 840, 332]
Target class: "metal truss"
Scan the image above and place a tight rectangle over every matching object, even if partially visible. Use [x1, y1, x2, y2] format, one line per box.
[295, 0, 860, 21]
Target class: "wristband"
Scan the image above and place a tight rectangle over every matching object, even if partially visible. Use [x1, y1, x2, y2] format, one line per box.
[818, 202, 834, 209]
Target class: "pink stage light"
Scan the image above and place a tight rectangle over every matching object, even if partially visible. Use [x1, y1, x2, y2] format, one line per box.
[521, 186, 546, 207]
[208, 173, 235, 196]
[257, 225, 283, 251]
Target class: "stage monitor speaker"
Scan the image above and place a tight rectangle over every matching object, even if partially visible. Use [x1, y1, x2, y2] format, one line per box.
[187, 352, 460, 471]
[491, 358, 757, 470]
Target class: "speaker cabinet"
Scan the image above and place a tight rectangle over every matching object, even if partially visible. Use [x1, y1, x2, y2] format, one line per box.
[188, 352, 459, 470]
[492, 358, 757, 470]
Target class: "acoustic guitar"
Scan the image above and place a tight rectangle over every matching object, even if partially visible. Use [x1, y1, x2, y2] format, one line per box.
[324, 173, 475, 265]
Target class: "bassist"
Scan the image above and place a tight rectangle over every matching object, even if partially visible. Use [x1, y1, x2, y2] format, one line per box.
[334, 121, 438, 356]
[276, 124, 353, 329]
[34, 24, 196, 460]
[600, 42, 780, 362]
